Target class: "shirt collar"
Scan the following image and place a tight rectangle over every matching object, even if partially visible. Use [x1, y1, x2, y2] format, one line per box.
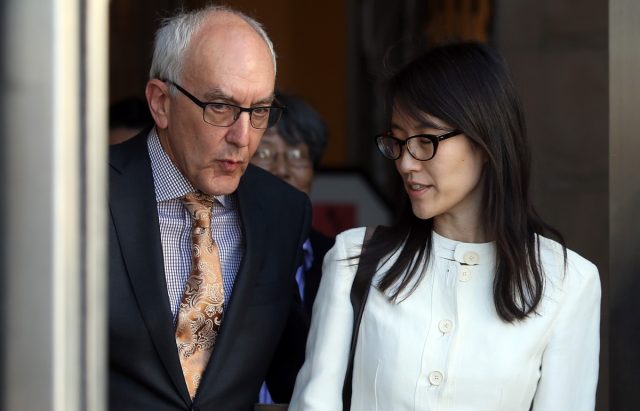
[147, 127, 236, 209]
[432, 230, 495, 266]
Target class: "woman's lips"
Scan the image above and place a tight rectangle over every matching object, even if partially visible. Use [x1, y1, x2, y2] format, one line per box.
[405, 182, 433, 197]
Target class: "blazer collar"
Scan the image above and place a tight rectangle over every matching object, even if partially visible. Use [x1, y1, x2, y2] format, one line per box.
[196, 165, 268, 400]
[110, 132, 192, 406]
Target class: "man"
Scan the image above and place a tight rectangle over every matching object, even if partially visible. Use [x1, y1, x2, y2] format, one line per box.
[108, 6, 310, 411]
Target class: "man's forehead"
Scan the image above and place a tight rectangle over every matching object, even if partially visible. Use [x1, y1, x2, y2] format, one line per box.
[180, 56, 275, 105]
[195, 84, 275, 105]
[189, 13, 271, 61]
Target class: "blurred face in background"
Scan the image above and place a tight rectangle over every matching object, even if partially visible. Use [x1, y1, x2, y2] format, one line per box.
[251, 129, 314, 194]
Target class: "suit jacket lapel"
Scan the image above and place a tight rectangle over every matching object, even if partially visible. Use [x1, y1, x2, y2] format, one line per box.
[197, 166, 267, 398]
[109, 135, 191, 405]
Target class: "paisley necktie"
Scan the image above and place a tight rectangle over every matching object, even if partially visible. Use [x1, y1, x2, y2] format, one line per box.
[176, 192, 225, 398]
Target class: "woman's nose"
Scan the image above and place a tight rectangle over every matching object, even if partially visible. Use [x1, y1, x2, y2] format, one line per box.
[395, 145, 422, 174]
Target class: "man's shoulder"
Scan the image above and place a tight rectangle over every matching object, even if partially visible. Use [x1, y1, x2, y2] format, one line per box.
[241, 164, 308, 202]
[109, 129, 151, 173]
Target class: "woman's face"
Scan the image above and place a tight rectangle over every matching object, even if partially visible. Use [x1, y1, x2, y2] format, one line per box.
[392, 109, 486, 226]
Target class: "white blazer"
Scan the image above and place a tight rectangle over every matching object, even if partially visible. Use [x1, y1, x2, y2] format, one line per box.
[290, 227, 601, 411]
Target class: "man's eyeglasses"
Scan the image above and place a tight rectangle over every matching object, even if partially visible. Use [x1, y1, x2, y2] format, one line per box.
[167, 81, 284, 129]
[375, 129, 462, 161]
[252, 146, 311, 168]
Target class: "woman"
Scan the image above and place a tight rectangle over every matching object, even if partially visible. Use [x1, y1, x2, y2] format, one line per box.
[289, 43, 600, 411]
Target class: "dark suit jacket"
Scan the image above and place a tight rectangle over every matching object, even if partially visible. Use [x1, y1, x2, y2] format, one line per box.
[302, 229, 335, 317]
[108, 132, 311, 411]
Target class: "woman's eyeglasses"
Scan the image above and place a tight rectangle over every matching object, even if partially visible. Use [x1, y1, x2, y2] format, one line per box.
[375, 129, 462, 161]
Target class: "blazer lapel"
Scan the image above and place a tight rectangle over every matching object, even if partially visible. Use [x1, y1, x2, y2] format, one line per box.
[109, 135, 191, 405]
[197, 167, 267, 399]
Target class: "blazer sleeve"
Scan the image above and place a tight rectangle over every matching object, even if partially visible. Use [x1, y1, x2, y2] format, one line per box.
[532, 255, 601, 411]
[289, 228, 365, 411]
[264, 195, 312, 403]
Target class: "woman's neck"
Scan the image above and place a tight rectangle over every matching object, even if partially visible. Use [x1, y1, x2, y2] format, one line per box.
[433, 212, 488, 243]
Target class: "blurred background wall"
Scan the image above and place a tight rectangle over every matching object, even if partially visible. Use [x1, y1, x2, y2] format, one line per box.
[610, 1, 640, 410]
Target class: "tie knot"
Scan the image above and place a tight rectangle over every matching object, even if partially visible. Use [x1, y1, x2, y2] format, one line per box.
[182, 192, 214, 227]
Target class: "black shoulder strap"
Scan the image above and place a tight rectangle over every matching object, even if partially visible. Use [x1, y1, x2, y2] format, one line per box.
[342, 226, 377, 410]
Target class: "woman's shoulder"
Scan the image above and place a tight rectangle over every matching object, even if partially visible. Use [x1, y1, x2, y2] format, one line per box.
[536, 235, 599, 285]
[316, 227, 370, 286]
[320, 226, 367, 265]
[333, 226, 369, 252]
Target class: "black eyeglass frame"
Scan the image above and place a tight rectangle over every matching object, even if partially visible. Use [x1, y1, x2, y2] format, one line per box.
[166, 80, 284, 129]
[375, 129, 463, 161]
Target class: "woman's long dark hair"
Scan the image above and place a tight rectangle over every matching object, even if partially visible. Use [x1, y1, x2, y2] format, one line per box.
[360, 42, 566, 323]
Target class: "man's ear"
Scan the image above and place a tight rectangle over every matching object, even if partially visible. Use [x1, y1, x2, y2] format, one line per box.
[145, 79, 171, 129]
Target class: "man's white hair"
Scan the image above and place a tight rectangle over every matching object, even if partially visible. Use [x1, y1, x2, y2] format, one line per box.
[149, 5, 277, 89]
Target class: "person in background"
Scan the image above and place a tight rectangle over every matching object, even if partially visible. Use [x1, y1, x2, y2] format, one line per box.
[290, 42, 601, 410]
[251, 91, 334, 315]
[108, 6, 310, 411]
[251, 92, 334, 406]
[108, 97, 153, 145]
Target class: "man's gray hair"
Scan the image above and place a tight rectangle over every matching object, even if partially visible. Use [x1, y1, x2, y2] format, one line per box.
[149, 5, 277, 86]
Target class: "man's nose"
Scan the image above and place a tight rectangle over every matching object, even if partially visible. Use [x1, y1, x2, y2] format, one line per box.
[225, 112, 252, 147]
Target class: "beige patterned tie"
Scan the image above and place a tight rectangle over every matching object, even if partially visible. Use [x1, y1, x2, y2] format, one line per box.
[176, 192, 225, 398]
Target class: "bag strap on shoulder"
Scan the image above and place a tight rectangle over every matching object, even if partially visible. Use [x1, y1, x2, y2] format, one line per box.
[342, 226, 377, 410]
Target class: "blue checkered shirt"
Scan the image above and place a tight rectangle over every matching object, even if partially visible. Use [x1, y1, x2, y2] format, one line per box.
[147, 129, 244, 322]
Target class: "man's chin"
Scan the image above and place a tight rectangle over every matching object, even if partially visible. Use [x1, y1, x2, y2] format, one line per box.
[196, 175, 241, 196]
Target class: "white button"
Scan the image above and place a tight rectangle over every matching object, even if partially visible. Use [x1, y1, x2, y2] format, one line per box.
[428, 371, 444, 386]
[463, 251, 480, 265]
[459, 267, 472, 282]
[438, 319, 454, 333]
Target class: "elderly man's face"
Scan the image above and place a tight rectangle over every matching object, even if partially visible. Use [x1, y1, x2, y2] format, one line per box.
[157, 15, 276, 195]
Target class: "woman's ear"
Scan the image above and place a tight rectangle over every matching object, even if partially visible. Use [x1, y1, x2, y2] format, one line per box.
[145, 79, 170, 129]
